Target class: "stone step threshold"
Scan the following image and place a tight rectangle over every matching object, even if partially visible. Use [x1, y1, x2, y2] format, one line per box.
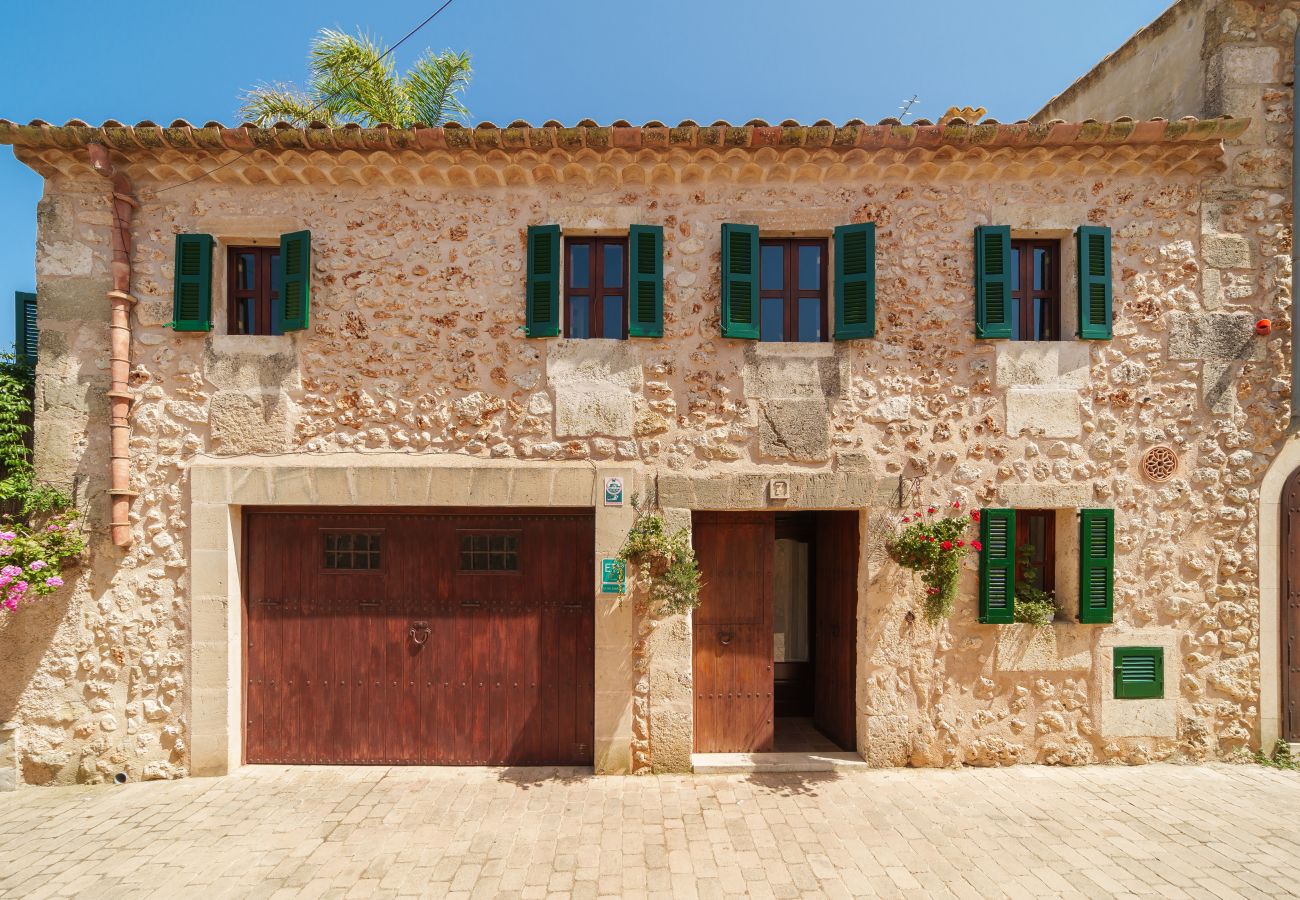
[691, 751, 869, 774]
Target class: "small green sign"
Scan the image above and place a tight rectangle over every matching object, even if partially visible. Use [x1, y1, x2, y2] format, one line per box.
[601, 558, 626, 594]
[604, 476, 624, 506]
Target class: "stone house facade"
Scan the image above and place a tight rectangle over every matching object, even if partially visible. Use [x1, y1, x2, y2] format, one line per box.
[0, 95, 1286, 784]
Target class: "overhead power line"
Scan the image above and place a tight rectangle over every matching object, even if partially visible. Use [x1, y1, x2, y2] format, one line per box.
[152, 0, 460, 196]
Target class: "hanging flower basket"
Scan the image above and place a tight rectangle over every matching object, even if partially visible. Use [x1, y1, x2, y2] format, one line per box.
[884, 501, 979, 624]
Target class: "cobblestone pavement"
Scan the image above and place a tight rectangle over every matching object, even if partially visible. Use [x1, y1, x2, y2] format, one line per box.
[1, 763, 1298, 899]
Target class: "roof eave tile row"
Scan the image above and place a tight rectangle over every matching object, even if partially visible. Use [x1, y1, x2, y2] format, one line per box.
[0, 116, 1249, 155]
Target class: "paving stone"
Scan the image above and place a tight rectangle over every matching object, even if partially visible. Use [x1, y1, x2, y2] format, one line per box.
[0, 765, 1297, 898]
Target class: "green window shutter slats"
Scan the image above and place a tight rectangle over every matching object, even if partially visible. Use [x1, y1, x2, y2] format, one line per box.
[171, 234, 213, 332]
[834, 223, 876, 340]
[1113, 646, 1163, 699]
[526, 225, 561, 337]
[628, 224, 664, 338]
[1077, 225, 1113, 339]
[277, 230, 311, 333]
[978, 508, 1015, 624]
[1078, 508, 1115, 623]
[974, 225, 1012, 339]
[14, 292, 37, 365]
[720, 223, 759, 339]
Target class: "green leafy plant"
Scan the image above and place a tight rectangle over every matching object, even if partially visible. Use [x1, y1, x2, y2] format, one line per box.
[240, 28, 472, 128]
[618, 504, 702, 616]
[0, 355, 83, 613]
[885, 501, 979, 623]
[1012, 543, 1057, 627]
[1255, 739, 1299, 771]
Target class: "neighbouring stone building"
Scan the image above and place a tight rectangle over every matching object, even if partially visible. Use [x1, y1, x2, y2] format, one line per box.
[0, 0, 1294, 787]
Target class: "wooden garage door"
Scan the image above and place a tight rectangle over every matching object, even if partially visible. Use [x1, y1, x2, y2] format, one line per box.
[244, 508, 594, 765]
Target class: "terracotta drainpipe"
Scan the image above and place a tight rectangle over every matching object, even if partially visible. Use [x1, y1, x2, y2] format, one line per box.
[86, 143, 137, 547]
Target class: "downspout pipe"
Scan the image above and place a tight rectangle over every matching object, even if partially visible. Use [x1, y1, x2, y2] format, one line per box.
[1292, 26, 1300, 432]
[86, 142, 137, 547]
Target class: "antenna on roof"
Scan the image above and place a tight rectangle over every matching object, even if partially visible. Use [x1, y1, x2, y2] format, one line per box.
[899, 95, 919, 122]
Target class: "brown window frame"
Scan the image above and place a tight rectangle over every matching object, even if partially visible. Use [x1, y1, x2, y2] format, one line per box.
[564, 236, 628, 339]
[1010, 239, 1061, 342]
[758, 238, 828, 343]
[320, 529, 385, 573]
[457, 529, 522, 574]
[1014, 509, 1056, 596]
[226, 245, 282, 336]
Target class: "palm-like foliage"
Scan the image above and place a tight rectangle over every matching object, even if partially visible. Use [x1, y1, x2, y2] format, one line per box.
[240, 29, 471, 128]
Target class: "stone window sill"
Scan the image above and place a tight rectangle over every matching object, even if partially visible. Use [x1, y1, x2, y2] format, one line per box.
[211, 334, 295, 355]
[754, 342, 836, 359]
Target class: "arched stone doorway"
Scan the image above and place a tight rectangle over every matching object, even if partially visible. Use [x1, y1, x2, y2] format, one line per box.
[1281, 468, 1300, 742]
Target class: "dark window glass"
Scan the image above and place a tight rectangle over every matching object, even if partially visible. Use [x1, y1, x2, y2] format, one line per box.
[227, 246, 282, 336]
[1010, 239, 1060, 342]
[758, 238, 827, 343]
[323, 532, 382, 570]
[797, 245, 821, 290]
[459, 531, 520, 572]
[1014, 510, 1055, 594]
[760, 297, 785, 342]
[564, 237, 627, 339]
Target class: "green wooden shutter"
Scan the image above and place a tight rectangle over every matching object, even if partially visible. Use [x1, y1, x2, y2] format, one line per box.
[14, 292, 37, 365]
[720, 223, 759, 339]
[978, 508, 1015, 624]
[974, 225, 1011, 339]
[1113, 647, 1163, 699]
[276, 230, 311, 333]
[628, 224, 663, 338]
[834, 223, 876, 340]
[526, 225, 560, 337]
[1078, 508, 1115, 623]
[171, 234, 213, 332]
[1077, 225, 1113, 339]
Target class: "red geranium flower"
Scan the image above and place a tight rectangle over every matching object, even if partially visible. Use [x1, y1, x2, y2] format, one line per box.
[956, 540, 964, 548]
[971, 539, 983, 551]
[901, 516, 910, 524]
[941, 540, 953, 550]
[970, 510, 980, 522]
[952, 500, 961, 509]
[927, 506, 936, 514]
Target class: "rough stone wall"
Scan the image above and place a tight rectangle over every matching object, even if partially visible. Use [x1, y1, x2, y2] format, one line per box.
[3, 133, 1287, 783]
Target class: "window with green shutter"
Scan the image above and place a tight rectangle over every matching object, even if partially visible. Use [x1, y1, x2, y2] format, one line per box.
[526, 225, 560, 337]
[978, 508, 1015, 623]
[1076, 225, 1113, 339]
[1113, 646, 1163, 699]
[1078, 508, 1114, 624]
[171, 233, 213, 332]
[720, 223, 759, 339]
[628, 225, 663, 338]
[14, 291, 37, 365]
[974, 225, 1011, 339]
[276, 230, 311, 333]
[834, 223, 875, 340]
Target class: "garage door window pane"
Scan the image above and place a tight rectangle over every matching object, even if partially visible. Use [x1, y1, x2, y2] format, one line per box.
[459, 531, 520, 571]
[324, 532, 382, 570]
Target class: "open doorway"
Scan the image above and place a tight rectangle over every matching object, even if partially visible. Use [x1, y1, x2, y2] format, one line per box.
[692, 510, 858, 754]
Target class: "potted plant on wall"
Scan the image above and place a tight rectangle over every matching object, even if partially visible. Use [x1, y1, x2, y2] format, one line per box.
[1012, 544, 1057, 627]
[885, 501, 979, 623]
[618, 501, 702, 616]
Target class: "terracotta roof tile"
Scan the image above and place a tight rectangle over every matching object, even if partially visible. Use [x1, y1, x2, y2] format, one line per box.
[0, 116, 1249, 155]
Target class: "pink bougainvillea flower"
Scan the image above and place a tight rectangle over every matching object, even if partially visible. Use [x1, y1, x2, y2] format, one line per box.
[1, 565, 22, 578]
[941, 540, 953, 550]
[0, 532, 15, 541]
[28, 560, 46, 572]
[46, 524, 59, 532]
[14, 581, 27, 593]
[971, 540, 983, 551]
[2, 596, 15, 611]
[45, 576, 63, 588]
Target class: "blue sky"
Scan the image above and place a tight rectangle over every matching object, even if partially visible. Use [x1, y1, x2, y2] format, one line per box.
[0, 0, 1171, 351]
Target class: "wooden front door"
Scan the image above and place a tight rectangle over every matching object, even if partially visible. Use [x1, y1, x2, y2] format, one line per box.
[692, 512, 774, 753]
[1284, 472, 1300, 741]
[244, 508, 594, 765]
[814, 511, 858, 750]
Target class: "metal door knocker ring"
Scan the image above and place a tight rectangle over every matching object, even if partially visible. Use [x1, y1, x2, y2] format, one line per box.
[719, 631, 733, 646]
[409, 621, 430, 646]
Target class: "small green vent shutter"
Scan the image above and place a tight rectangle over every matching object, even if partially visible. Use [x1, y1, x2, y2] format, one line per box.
[277, 230, 311, 332]
[720, 223, 759, 339]
[974, 225, 1012, 339]
[1113, 646, 1163, 699]
[834, 223, 875, 340]
[1077, 225, 1113, 339]
[628, 224, 663, 338]
[171, 234, 213, 332]
[526, 225, 560, 337]
[1078, 508, 1114, 624]
[978, 508, 1015, 624]
[14, 292, 37, 365]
